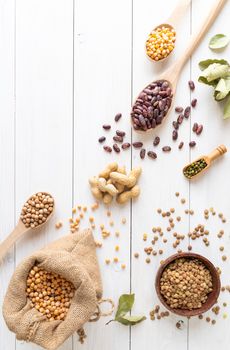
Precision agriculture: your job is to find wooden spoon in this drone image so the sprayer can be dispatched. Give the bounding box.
[132,0,227,133]
[0,192,54,261]
[183,144,227,179]
[145,0,191,62]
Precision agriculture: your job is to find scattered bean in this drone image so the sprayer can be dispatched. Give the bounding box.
[172,130,178,140]
[113,144,121,153]
[175,106,183,113]
[122,143,131,150]
[153,136,160,146]
[103,145,112,153]
[189,141,196,148]
[113,136,123,143]
[98,136,106,143]
[140,148,146,159]
[103,124,111,130]
[196,125,203,135]
[184,106,191,119]
[114,113,122,122]
[162,146,171,152]
[132,142,143,148]
[188,80,195,91]
[147,151,157,159]
[192,123,198,132]
[191,98,197,108]
[178,141,184,149]
[116,130,126,137]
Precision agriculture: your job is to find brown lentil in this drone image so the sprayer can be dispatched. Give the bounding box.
[160,258,213,310]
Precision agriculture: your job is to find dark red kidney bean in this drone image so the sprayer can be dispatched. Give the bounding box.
[113,144,120,153]
[103,124,111,130]
[147,151,157,159]
[162,146,171,152]
[191,98,197,108]
[175,106,183,113]
[116,130,126,137]
[188,80,195,91]
[189,141,196,147]
[140,148,146,159]
[196,125,203,135]
[153,136,160,146]
[114,113,122,122]
[177,114,184,124]
[122,143,131,150]
[192,123,198,132]
[113,136,123,143]
[172,121,179,130]
[103,145,112,152]
[172,130,178,140]
[98,136,106,143]
[132,142,143,148]
[131,80,173,131]
[184,106,191,119]
[178,142,184,149]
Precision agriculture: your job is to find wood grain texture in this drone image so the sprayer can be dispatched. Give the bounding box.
[0,0,230,349]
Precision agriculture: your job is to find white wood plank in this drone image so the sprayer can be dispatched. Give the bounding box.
[189,0,230,348]
[0,0,16,349]
[131,0,191,349]
[14,1,74,349]
[73,0,132,349]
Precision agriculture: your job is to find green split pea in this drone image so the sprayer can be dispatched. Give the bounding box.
[183,158,208,179]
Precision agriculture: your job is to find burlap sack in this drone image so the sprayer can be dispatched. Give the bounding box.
[3,229,102,350]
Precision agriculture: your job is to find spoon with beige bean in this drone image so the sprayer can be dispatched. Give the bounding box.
[132,0,227,133]
[0,192,54,261]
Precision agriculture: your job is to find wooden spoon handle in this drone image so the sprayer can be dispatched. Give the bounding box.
[208,145,227,162]
[171,0,226,77]
[167,0,191,28]
[0,221,27,261]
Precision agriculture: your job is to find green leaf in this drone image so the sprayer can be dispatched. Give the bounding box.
[199,63,230,83]
[224,95,230,119]
[199,59,229,71]
[115,294,135,319]
[107,293,146,327]
[198,76,219,86]
[117,315,146,326]
[209,34,229,50]
[214,78,230,100]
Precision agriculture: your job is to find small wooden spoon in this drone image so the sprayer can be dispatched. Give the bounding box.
[0,192,54,261]
[132,0,227,133]
[183,144,227,179]
[145,0,191,62]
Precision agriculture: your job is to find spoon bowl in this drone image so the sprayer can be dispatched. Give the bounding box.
[0,191,55,261]
[145,24,176,63]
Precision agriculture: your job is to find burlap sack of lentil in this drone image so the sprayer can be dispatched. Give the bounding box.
[3,229,102,350]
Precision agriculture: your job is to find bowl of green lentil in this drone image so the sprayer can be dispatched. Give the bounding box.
[155,252,221,317]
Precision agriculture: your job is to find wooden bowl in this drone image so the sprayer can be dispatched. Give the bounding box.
[155,252,221,317]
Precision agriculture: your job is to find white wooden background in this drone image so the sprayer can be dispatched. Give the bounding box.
[1,0,230,349]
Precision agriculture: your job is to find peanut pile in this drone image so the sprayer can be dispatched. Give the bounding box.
[21,192,54,228]
[160,258,213,310]
[89,163,141,205]
[26,265,75,321]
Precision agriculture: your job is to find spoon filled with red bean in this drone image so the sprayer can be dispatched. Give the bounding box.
[131,0,226,133]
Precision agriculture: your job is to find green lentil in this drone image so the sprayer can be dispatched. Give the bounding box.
[183,158,208,179]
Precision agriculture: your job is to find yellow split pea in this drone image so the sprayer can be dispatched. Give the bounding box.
[146,26,176,61]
